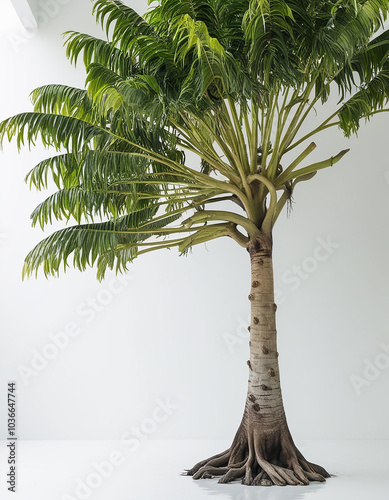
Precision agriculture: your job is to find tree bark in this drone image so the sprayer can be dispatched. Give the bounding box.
[186,243,330,486]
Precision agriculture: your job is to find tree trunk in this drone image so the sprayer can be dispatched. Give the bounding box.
[186,244,330,486]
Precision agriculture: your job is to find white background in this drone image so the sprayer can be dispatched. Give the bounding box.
[0,0,389,446]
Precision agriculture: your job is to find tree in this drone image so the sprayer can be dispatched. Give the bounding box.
[1,0,389,487]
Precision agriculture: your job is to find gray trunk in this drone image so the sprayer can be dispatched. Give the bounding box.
[247,251,285,427]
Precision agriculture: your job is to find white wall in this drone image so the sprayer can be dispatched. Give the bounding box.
[0,0,389,442]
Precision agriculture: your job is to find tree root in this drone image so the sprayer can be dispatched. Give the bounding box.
[184,431,330,486]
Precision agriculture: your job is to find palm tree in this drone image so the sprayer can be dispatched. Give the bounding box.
[1,0,389,486]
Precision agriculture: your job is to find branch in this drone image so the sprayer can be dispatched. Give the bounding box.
[246,173,277,234]
[281,149,350,184]
[273,172,317,223]
[275,142,317,187]
[287,109,389,154]
[182,210,261,239]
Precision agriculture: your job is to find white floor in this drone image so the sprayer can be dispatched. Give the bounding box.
[0,440,388,500]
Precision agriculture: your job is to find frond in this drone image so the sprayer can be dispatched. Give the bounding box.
[355,29,389,76]
[26,153,78,190]
[338,61,389,136]
[85,63,164,120]
[30,186,161,228]
[93,0,177,74]
[22,209,184,279]
[26,150,150,191]
[30,85,93,120]
[93,0,154,38]
[64,31,138,77]
[0,112,111,151]
[332,28,389,100]
[242,0,295,86]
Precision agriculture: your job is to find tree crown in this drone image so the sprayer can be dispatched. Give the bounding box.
[1,0,389,278]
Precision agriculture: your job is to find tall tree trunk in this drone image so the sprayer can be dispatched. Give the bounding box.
[186,243,330,486]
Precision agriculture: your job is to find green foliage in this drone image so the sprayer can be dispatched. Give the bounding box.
[23,209,183,280]
[1,0,389,278]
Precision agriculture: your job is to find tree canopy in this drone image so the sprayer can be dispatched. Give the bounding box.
[1,0,389,278]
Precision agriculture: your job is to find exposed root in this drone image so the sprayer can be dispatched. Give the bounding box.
[185,449,230,476]
[185,430,330,486]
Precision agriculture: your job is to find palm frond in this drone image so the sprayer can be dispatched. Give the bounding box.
[93,0,178,74]
[23,208,184,279]
[338,61,389,136]
[0,112,111,151]
[64,31,138,77]
[26,150,150,191]
[30,185,161,228]
[30,85,93,120]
